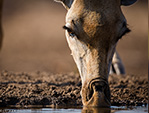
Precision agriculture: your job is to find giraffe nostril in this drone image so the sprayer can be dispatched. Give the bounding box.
[82,77,111,107]
[87,81,111,107]
[87,80,106,101]
[93,83,104,92]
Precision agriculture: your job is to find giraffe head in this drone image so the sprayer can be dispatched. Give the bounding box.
[55,0,137,107]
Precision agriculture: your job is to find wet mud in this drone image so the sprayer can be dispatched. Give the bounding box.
[0,71,148,107]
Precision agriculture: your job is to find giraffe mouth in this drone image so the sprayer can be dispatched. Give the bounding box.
[82,77,111,107]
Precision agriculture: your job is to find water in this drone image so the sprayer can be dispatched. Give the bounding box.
[0,106,148,113]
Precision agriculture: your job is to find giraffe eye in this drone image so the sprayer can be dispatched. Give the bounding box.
[68,31,75,37]
[63,25,76,37]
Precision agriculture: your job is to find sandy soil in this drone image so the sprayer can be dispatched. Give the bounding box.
[0,71,148,107]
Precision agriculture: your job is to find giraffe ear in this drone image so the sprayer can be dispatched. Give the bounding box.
[54,0,74,10]
[121,0,137,6]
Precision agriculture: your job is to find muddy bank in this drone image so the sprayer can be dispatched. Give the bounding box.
[0,71,148,107]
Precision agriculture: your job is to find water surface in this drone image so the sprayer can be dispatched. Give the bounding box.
[0,106,148,113]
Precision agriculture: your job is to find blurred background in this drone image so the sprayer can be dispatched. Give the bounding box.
[0,0,147,75]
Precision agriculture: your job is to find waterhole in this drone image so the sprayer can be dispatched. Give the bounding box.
[0,106,147,113]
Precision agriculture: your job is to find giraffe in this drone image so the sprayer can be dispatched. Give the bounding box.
[55,0,137,107]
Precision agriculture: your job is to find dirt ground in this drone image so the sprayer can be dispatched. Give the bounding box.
[0,0,148,108]
[0,71,148,107]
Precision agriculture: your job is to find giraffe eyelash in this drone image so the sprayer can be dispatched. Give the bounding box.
[63,25,76,37]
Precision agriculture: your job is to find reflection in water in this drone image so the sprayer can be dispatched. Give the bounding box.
[0,106,148,113]
[82,107,111,113]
